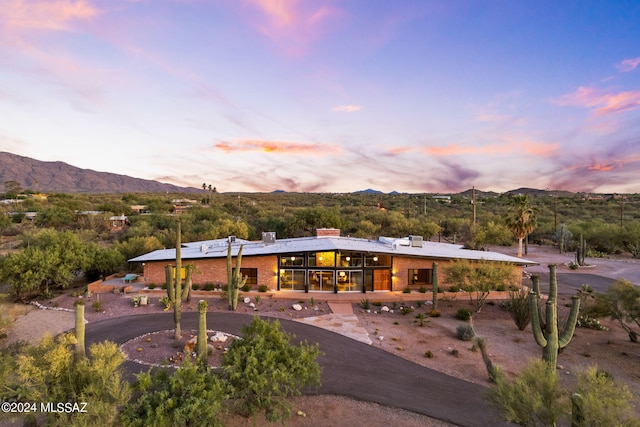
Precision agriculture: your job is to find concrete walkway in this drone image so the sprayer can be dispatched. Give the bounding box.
[295,302,372,344]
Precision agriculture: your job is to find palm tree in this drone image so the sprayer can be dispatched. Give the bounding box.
[505,195,536,258]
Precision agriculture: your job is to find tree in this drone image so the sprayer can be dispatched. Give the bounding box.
[15,333,130,427]
[85,244,125,280]
[572,366,639,426]
[223,317,321,423]
[620,221,640,258]
[120,361,225,427]
[489,359,568,426]
[466,221,512,250]
[505,195,536,258]
[596,279,640,343]
[444,259,518,312]
[489,360,639,427]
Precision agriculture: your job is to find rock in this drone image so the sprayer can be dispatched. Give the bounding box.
[210,332,228,343]
[426,301,433,305]
[249,302,255,308]
[381,306,390,312]
[292,304,303,311]
[243,297,251,304]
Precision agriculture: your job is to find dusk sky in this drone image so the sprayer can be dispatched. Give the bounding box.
[1,1,639,194]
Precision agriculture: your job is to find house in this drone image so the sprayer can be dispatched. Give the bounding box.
[129,228,535,293]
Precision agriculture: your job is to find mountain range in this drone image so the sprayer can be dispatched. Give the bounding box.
[0,151,603,196]
[0,152,199,194]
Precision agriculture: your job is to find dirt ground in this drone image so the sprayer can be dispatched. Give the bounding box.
[2,244,639,425]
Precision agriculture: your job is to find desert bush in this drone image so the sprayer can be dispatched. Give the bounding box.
[92,299,104,312]
[204,283,215,291]
[258,285,269,292]
[223,317,321,423]
[419,286,427,293]
[456,324,475,341]
[360,298,370,310]
[400,306,414,315]
[455,308,472,321]
[428,309,441,317]
[507,289,531,331]
[240,284,251,292]
[402,287,411,294]
[120,360,225,427]
[414,313,428,326]
[424,350,434,358]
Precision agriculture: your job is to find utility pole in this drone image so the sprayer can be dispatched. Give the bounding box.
[620,199,625,228]
[471,186,477,226]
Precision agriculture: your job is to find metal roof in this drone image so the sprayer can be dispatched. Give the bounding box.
[129,235,536,266]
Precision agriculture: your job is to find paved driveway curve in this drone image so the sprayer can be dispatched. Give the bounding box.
[86,312,510,427]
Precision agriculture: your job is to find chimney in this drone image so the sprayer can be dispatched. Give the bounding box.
[316,228,341,238]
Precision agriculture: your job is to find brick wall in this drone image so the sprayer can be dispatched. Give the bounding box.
[143,255,279,291]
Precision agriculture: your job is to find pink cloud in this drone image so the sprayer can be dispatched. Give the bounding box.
[0,0,99,32]
[214,139,341,155]
[241,0,343,56]
[332,104,361,113]
[387,141,558,157]
[555,86,640,116]
[616,57,640,72]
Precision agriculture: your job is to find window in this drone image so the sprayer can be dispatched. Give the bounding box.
[409,268,432,286]
[240,268,257,285]
[280,254,305,267]
[365,254,391,266]
[279,269,305,291]
[308,270,334,291]
[337,252,363,267]
[308,251,335,267]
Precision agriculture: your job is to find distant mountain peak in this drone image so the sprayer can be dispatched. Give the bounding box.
[0,151,199,193]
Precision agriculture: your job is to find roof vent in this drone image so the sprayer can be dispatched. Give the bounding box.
[200,244,207,253]
[227,236,236,243]
[409,235,423,247]
[262,232,276,244]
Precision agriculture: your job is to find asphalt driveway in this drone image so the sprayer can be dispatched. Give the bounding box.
[86,312,510,427]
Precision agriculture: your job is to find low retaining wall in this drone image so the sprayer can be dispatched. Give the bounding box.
[87,274,134,294]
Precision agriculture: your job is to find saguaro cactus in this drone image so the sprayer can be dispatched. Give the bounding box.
[431,262,438,311]
[227,241,247,311]
[576,233,587,266]
[166,219,190,340]
[529,264,581,369]
[197,299,208,365]
[74,300,86,360]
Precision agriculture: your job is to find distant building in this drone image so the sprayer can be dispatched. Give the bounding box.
[130,228,534,293]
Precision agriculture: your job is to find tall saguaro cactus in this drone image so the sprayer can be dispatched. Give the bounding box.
[74,300,86,360]
[166,219,190,340]
[227,241,247,311]
[197,299,208,365]
[431,262,438,311]
[529,264,581,369]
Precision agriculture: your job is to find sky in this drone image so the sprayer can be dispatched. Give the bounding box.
[1,0,639,194]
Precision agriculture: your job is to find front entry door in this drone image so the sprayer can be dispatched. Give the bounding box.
[373,269,391,291]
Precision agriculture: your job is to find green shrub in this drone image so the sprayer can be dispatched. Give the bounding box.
[456,324,475,341]
[428,309,441,317]
[451,349,459,357]
[147,283,156,290]
[402,287,411,294]
[92,300,104,312]
[419,286,428,293]
[360,298,370,310]
[258,285,269,293]
[424,350,434,358]
[400,306,414,315]
[204,283,215,291]
[191,284,199,290]
[372,301,383,307]
[449,285,461,292]
[507,289,531,331]
[240,284,251,292]
[455,308,472,321]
